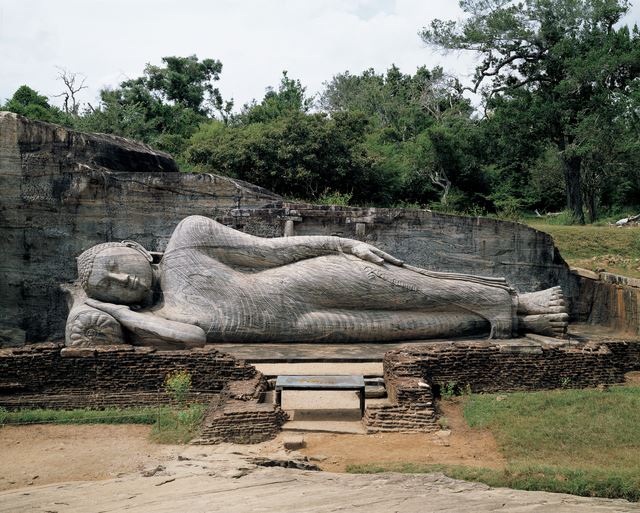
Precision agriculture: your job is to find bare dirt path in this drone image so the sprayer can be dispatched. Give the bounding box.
[0,424,181,491]
[300,400,505,471]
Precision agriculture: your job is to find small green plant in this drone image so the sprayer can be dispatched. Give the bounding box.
[316,190,353,206]
[0,406,7,426]
[441,381,458,399]
[560,376,572,388]
[150,404,206,444]
[164,370,193,407]
[462,383,473,396]
[438,416,449,430]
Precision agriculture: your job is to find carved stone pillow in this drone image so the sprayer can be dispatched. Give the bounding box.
[65,305,124,347]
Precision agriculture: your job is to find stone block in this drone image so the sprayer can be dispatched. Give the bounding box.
[283,435,306,450]
[60,347,96,358]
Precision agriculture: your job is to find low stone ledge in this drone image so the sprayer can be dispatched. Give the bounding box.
[60,347,96,357]
[0,343,260,410]
[383,338,639,394]
[194,373,287,445]
[601,272,640,289]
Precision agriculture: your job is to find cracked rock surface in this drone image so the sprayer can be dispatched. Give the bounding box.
[0,444,637,513]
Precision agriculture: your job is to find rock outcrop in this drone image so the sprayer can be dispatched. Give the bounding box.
[0,112,280,346]
[3,112,623,347]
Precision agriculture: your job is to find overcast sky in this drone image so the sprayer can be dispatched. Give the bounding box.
[2,0,639,111]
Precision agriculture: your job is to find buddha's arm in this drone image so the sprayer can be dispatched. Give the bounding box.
[264,236,404,266]
[167,215,403,268]
[85,299,206,348]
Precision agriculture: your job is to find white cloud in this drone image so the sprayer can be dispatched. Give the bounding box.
[0,0,473,109]
[1,0,637,111]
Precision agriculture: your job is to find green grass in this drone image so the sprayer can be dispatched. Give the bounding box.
[464,388,640,470]
[527,221,640,278]
[348,387,640,501]
[0,407,162,425]
[347,462,640,502]
[150,404,206,444]
[0,404,207,444]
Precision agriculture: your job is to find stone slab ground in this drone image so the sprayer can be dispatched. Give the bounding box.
[0,439,637,513]
[1,417,639,512]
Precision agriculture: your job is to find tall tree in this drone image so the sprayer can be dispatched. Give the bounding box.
[320,65,469,142]
[421,0,640,223]
[240,71,313,124]
[80,55,232,153]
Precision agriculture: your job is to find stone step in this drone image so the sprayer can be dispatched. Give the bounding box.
[365,385,386,399]
[255,362,383,378]
[283,420,366,435]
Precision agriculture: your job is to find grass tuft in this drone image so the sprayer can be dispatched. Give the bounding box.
[150,404,206,444]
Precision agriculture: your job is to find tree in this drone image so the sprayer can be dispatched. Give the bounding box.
[54,68,87,116]
[80,55,232,154]
[422,0,640,223]
[320,65,469,142]
[186,111,396,204]
[2,85,67,124]
[240,71,313,124]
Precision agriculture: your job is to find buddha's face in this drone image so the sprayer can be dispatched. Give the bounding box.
[85,247,153,304]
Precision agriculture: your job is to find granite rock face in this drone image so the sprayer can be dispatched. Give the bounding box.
[0,112,592,347]
[0,112,280,346]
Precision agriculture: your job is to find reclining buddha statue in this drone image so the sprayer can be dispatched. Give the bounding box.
[65,215,569,348]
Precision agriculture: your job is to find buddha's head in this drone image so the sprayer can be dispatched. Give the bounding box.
[77,241,153,304]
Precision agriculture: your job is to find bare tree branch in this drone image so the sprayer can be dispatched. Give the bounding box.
[54,67,88,115]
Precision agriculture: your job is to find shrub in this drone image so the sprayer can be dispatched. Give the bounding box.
[164,370,193,407]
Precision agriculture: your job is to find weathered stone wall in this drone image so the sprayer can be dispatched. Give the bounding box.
[384,339,640,393]
[0,343,256,410]
[196,377,288,444]
[0,112,281,346]
[224,204,574,296]
[3,112,628,347]
[363,376,438,433]
[572,269,640,336]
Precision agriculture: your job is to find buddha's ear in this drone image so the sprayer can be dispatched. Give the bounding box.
[121,240,153,263]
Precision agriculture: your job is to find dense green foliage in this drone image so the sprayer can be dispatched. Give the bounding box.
[348,386,640,501]
[2,0,639,220]
[422,0,640,222]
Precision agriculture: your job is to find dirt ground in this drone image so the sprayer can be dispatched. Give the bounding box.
[0,424,181,491]
[0,402,503,492]
[299,400,505,472]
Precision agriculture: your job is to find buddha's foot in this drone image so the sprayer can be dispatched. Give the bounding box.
[518,312,569,337]
[517,286,566,315]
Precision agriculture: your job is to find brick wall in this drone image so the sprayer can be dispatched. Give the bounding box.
[364,376,438,433]
[0,343,257,410]
[195,376,288,444]
[383,339,640,393]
